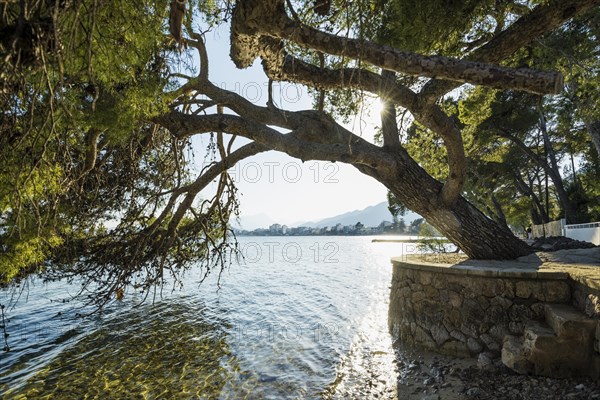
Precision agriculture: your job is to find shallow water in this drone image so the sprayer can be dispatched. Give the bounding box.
[0,236,419,399]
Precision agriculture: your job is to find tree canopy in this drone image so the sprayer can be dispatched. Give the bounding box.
[1,0,599,303]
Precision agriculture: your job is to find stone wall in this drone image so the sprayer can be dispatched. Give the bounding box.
[572,280,600,318]
[388,259,571,357]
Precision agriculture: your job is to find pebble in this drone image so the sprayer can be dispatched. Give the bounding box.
[408,363,420,371]
[430,366,443,379]
[395,351,600,400]
[477,352,494,371]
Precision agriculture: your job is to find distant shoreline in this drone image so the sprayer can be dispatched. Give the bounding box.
[232,233,447,242]
[371,238,451,243]
[371,238,419,243]
[234,232,415,237]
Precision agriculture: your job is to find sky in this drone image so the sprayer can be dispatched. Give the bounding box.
[188,25,389,226]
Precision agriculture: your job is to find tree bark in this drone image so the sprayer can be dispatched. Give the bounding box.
[380,70,401,149]
[530,206,542,226]
[472,193,509,230]
[357,153,532,259]
[231,0,565,96]
[216,0,599,259]
[165,37,535,260]
[269,54,466,205]
[159,105,532,260]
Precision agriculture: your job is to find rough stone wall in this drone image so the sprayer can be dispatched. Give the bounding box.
[572,281,600,318]
[570,281,600,377]
[389,261,571,357]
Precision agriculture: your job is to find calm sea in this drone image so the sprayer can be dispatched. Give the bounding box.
[0,236,420,399]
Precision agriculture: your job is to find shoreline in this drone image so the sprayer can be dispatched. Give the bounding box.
[392,347,600,400]
[372,238,451,243]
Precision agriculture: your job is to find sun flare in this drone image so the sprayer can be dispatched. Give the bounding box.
[371,98,385,115]
[371,98,383,117]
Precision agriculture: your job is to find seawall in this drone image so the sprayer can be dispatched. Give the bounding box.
[388,249,600,378]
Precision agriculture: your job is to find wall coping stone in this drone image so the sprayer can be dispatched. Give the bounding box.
[391,257,569,280]
[392,248,599,286]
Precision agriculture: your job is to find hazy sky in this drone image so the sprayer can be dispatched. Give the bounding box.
[191,26,388,225]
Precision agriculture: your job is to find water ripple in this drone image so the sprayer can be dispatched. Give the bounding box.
[1,236,408,399]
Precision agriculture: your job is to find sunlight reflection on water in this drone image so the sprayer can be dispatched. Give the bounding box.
[1,236,418,399]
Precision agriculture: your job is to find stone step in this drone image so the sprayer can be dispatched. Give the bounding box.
[544,303,597,341]
[503,316,600,379]
[522,320,556,352]
[502,304,600,379]
[501,335,533,375]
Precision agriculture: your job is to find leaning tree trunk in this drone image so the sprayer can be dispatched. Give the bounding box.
[357,151,533,260]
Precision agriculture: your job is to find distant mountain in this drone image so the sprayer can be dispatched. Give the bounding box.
[232,202,422,231]
[301,201,421,228]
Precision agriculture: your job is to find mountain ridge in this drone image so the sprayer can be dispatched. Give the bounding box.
[301,201,420,228]
[234,201,421,230]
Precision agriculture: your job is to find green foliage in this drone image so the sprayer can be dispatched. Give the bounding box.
[566,180,592,222]
[578,151,600,221]
[382,0,495,54]
[0,234,63,284]
[0,0,230,294]
[0,0,598,292]
[404,100,464,181]
[417,222,447,253]
[387,191,407,219]
[404,122,449,180]
[408,218,424,235]
[503,197,535,230]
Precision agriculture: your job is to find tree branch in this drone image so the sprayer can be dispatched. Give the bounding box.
[272,55,419,111]
[380,70,401,149]
[156,111,396,171]
[265,54,466,205]
[420,0,600,101]
[80,128,103,177]
[231,0,564,95]
[163,142,265,243]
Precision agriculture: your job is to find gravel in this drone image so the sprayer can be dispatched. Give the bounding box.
[395,350,600,400]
